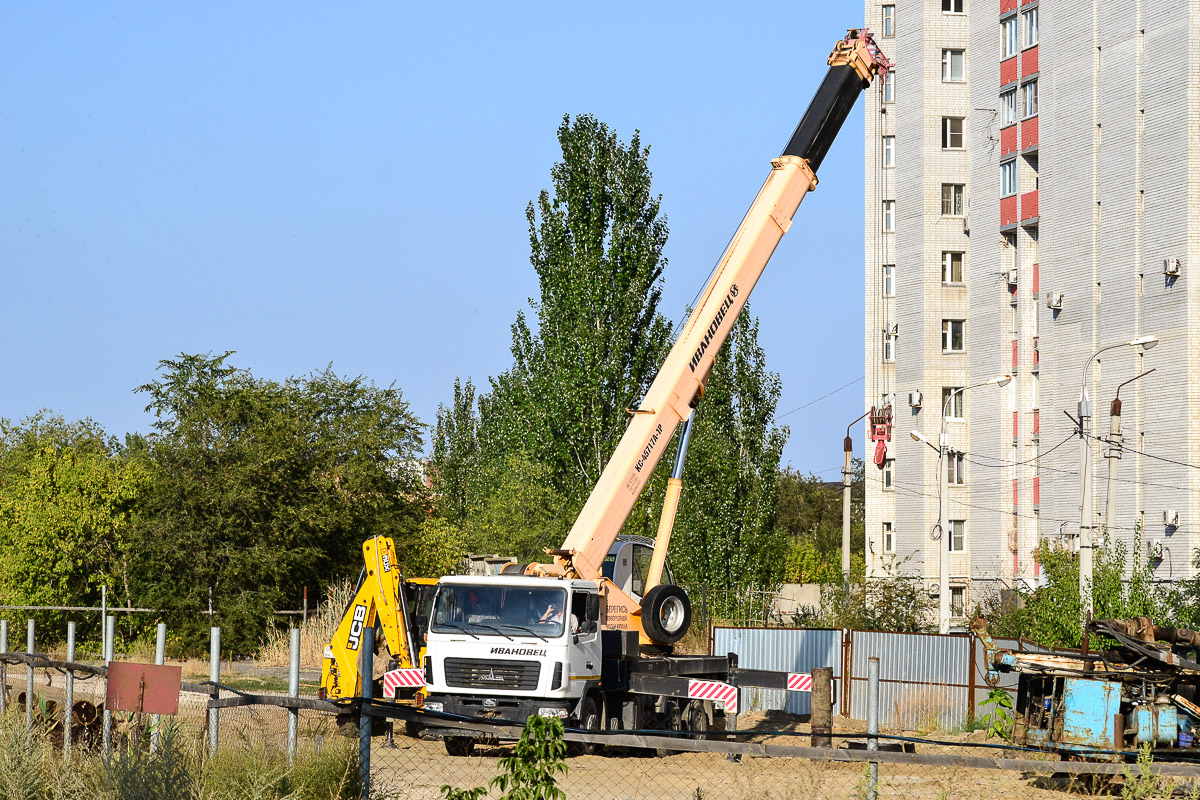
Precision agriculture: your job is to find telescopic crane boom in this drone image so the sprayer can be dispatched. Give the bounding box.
[536,30,890,639]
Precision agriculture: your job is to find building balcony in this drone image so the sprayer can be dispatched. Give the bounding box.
[1032,262,1039,293]
[1001,125,1018,156]
[1022,46,1038,78]
[1001,56,1018,86]
[1022,116,1039,150]
[1001,195,1019,226]
[1020,190,1038,221]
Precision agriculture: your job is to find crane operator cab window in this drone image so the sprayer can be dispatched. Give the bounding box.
[601,542,674,602]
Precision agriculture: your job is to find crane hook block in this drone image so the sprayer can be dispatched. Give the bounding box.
[868,404,893,468]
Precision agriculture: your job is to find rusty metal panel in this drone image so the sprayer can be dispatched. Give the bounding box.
[712,627,842,716]
[848,631,970,730]
[106,662,182,715]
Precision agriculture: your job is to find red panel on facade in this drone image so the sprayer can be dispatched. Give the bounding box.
[1033,476,1040,505]
[1033,337,1039,365]
[1032,263,1039,293]
[1013,479,1019,507]
[1012,339,1018,368]
[1001,125,1018,155]
[1021,0,1036,5]
[1021,116,1039,149]
[1001,195,1019,226]
[1000,56,1018,85]
[1001,0,1018,13]
[1021,190,1038,220]
[1022,46,1038,77]
[1032,410,1040,435]
[1013,411,1018,438]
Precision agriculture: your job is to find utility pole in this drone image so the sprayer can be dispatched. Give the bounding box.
[1103,370,1154,534]
[843,411,870,589]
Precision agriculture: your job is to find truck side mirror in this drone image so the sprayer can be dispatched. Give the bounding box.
[586,593,600,622]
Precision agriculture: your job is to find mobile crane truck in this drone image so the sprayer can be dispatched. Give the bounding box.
[420,30,891,755]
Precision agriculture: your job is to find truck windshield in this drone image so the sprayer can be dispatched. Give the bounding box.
[431,585,567,638]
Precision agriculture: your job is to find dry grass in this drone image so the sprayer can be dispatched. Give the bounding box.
[257,577,356,668]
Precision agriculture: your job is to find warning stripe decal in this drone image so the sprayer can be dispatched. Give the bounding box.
[787,672,813,692]
[687,679,738,715]
[382,668,425,698]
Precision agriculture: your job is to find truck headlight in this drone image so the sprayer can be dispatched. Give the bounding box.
[424,702,444,713]
[537,707,568,719]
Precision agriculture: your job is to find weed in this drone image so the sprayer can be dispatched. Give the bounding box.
[977,688,1014,741]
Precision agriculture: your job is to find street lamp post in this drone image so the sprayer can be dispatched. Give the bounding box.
[843,410,871,589]
[1077,335,1157,614]
[912,373,1011,634]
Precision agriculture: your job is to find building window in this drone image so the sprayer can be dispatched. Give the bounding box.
[883,200,895,231]
[882,135,895,167]
[882,263,895,296]
[1032,372,1040,409]
[943,386,964,419]
[1001,160,1017,197]
[941,49,965,82]
[949,520,966,553]
[942,251,964,283]
[950,585,966,616]
[883,330,896,362]
[943,0,964,12]
[881,70,895,103]
[1023,79,1038,117]
[882,459,894,490]
[1003,17,1019,59]
[1001,89,1017,126]
[883,522,895,553]
[942,319,965,352]
[882,4,895,36]
[947,451,965,485]
[941,184,965,216]
[941,117,964,149]
[1002,231,1017,271]
[1023,7,1038,48]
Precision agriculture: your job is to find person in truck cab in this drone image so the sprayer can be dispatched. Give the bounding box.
[538,596,580,633]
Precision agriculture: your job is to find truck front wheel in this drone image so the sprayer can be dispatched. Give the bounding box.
[641,585,691,644]
[569,696,602,756]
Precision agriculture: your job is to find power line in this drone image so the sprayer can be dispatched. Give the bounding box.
[776,375,864,420]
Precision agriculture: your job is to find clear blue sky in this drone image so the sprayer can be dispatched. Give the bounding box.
[2,4,871,478]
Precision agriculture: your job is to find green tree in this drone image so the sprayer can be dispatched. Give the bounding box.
[0,413,145,637]
[669,308,790,590]
[777,460,865,583]
[128,352,429,653]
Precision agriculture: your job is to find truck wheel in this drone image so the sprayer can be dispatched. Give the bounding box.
[444,736,475,757]
[641,585,691,644]
[686,701,709,739]
[570,696,602,757]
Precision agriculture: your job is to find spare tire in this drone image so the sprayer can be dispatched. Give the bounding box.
[641,585,691,644]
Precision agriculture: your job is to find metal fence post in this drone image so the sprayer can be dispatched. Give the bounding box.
[151,622,166,754]
[25,619,34,733]
[209,626,220,757]
[0,619,7,715]
[288,627,300,763]
[65,621,75,760]
[359,625,374,800]
[103,615,114,764]
[867,656,880,800]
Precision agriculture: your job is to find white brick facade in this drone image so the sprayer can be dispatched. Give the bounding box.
[863,0,1200,621]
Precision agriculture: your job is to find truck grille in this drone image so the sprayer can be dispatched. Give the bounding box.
[443,658,541,690]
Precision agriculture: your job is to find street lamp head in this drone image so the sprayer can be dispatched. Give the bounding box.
[987,374,1013,387]
[1129,334,1158,350]
[910,429,928,444]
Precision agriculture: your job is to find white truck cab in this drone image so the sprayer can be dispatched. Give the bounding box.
[423,575,603,738]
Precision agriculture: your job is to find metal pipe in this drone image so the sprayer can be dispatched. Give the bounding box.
[867,657,880,800]
[151,623,166,754]
[288,627,300,763]
[208,626,220,757]
[842,410,869,587]
[0,619,7,715]
[359,625,375,798]
[103,615,114,764]
[26,619,34,733]
[65,621,75,760]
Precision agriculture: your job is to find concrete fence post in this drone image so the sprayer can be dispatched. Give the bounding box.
[287,627,300,764]
[208,626,220,757]
[359,625,374,800]
[867,656,880,800]
[0,619,7,716]
[102,615,114,765]
[25,619,34,733]
[151,622,166,754]
[811,666,833,747]
[64,622,76,760]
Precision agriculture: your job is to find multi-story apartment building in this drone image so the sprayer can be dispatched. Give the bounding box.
[863,0,1199,625]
